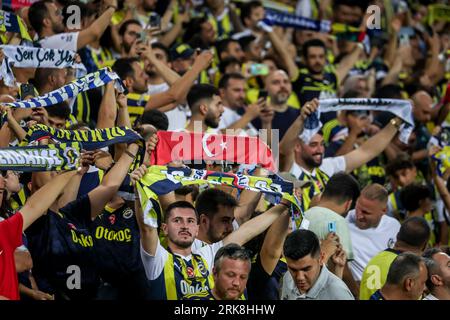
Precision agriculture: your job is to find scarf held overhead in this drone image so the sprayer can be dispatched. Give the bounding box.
[0,45,87,87]
[0,45,86,69]
[300,98,414,144]
[150,131,277,172]
[136,165,300,228]
[0,142,80,171]
[1,67,126,109]
[0,10,32,41]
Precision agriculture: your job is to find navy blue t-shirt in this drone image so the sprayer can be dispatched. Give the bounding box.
[250,107,300,140]
[26,195,99,300]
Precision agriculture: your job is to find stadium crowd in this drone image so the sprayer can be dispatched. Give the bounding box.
[0,0,450,301]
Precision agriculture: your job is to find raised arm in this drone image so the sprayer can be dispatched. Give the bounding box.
[96,82,117,129]
[132,165,160,256]
[87,142,139,219]
[139,44,181,85]
[266,28,299,81]
[21,170,78,231]
[335,45,363,86]
[223,201,289,246]
[259,211,290,275]
[344,118,400,173]
[279,99,319,171]
[77,0,117,50]
[144,50,213,110]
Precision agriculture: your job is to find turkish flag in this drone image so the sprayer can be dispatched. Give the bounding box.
[2,0,39,9]
[150,131,277,172]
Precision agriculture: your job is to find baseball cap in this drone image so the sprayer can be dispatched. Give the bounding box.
[278,172,311,189]
[170,43,195,61]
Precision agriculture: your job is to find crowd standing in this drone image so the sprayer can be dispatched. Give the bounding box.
[0,0,450,301]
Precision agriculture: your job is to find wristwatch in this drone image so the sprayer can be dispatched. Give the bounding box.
[390,117,402,130]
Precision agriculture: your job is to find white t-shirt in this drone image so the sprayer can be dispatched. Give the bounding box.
[140,238,223,281]
[38,32,79,51]
[346,209,400,281]
[147,82,191,131]
[290,156,347,180]
[219,107,242,130]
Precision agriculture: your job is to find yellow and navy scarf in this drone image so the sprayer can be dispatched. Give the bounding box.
[0,142,80,171]
[136,165,302,228]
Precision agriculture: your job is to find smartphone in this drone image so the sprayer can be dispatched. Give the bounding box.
[249,63,269,76]
[399,33,410,46]
[138,30,147,42]
[20,83,36,99]
[258,90,268,100]
[147,12,161,31]
[328,221,336,233]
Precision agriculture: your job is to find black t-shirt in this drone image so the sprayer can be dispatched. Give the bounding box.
[246,254,287,300]
[90,204,152,299]
[250,106,300,140]
[26,195,99,300]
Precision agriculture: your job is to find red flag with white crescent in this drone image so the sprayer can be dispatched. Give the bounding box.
[149,131,276,172]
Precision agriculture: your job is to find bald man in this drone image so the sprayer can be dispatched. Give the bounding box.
[411,90,433,124]
[409,90,434,176]
[250,70,300,139]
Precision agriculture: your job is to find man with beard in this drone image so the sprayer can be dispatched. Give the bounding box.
[29,0,118,51]
[217,73,263,133]
[422,248,450,300]
[133,164,292,299]
[279,98,404,213]
[112,48,213,126]
[118,19,143,58]
[291,39,362,122]
[251,70,300,139]
[185,84,224,133]
[193,188,238,250]
[183,243,251,300]
[146,42,192,131]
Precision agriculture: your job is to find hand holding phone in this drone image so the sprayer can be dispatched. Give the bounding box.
[328,221,337,233]
[20,83,36,100]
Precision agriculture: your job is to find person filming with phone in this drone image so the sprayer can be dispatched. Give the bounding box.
[250,70,300,140]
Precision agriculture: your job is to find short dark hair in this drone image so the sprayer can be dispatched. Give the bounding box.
[216,38,240,58]
[46,102,71,120]
[385,252,424,285]
[218,72,245,89]
[397,216,431,248]
[399,183,431,212]
[321,172,360,205]
[29,0,53,34]
[214,243,252,272]
[374,84,403,99]
[32,68,61,91]
[219,57,240,74]
[151,42,170,61]
[140,109,169,131]
[302,39,326,59]
[112,57,140,80]
[385,153,415,177]
[240,1,263,25]
[186,84,220,113]
[195,188,238,218]
[175,185,200,202]
[164,200,198,223]
[284,229,321,260]
[118,19,141,37]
